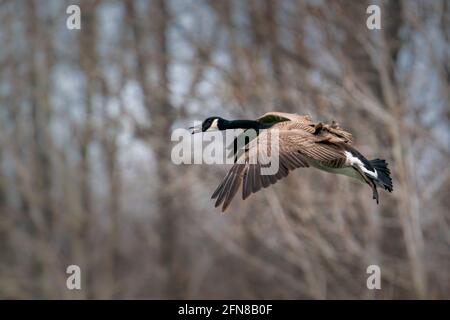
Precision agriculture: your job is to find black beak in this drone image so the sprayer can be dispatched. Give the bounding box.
[189,124,202,134]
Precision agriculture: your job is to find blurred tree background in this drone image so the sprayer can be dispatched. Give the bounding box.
[0,0,449,299]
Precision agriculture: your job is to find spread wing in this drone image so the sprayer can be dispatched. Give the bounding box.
[212,129,347,212]
[226,120,352,163]
[226,112,315,160]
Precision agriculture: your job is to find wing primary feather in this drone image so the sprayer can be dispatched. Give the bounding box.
[268,171,278,184]
[222,166,243,211]
[242,164,252,200]
[215,166,238,207]
[211,170,232,199]
[251,163,261,193]
[260,168,271,188]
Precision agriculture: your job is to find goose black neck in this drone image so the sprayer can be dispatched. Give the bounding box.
[223,119,264,130]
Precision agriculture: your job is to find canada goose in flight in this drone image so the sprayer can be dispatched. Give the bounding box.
[190,112,393,212]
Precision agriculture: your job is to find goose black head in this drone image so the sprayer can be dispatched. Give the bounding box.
[190,117,225,134]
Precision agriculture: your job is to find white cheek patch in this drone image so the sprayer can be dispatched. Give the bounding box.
[206,119,219,131]
[344,151,378,178]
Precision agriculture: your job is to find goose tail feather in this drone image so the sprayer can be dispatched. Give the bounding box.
[370,159,393,192]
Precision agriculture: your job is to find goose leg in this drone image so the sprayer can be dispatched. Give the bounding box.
[353,166,379,204]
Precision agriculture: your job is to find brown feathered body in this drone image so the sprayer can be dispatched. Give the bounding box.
[211,112,393,211]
